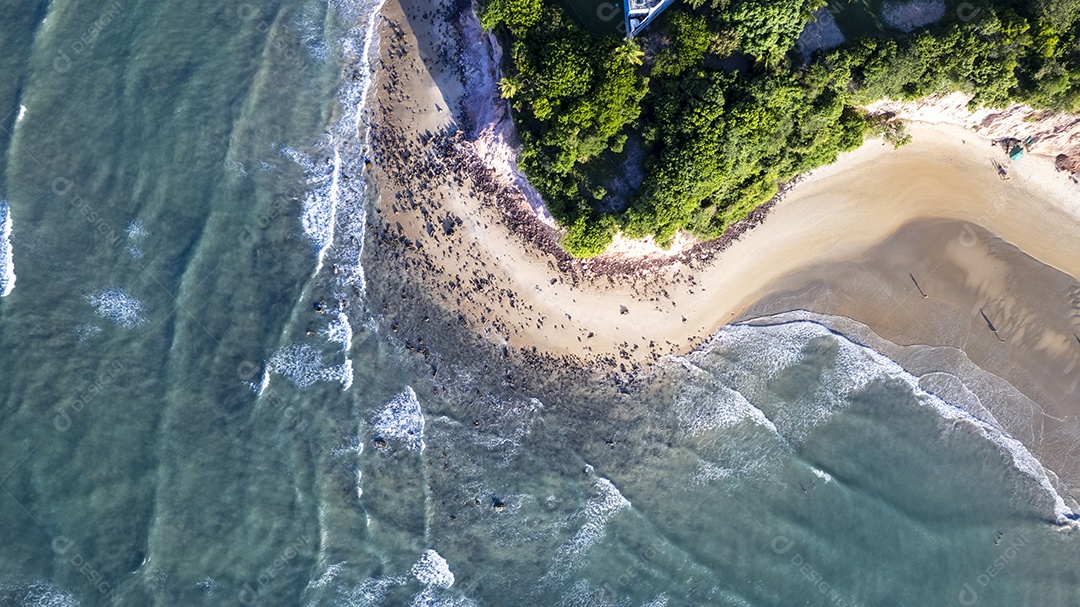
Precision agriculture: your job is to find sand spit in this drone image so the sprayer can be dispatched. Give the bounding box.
[368,0,1080,373]
[365,0,1080,505]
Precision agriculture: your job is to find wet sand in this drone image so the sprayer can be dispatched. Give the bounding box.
[369,1,1080,351]
[367,0,1080,496]
[368,0,1080,366]
[743,218,1080,493]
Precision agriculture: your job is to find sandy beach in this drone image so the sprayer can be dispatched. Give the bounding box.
[370,0,1080,355]
[367,0,1080,491]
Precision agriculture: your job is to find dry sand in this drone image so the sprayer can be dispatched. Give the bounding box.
[743,218,1080,491]
[868,92,1080,172]
[368,0,1080,384]
[367,0,1080,496]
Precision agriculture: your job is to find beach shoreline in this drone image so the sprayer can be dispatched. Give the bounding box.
[364,0,1080,505]
[367,0,1080,364]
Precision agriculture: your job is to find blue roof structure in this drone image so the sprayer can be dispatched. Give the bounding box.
[624,0,676,38]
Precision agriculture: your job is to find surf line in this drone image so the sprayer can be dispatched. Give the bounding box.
[53,1,125,73]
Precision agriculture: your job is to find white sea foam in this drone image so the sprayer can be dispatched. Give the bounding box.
[372,386,425,452]
[411,550,455,588]
[572,478,631,554]
[690,436,778,486]
[256,368,271,395]
[292,3,332,62]
[812,468,833,484]
[330,435,363,457]
[305,551,470,606]
[882,0,946,32]
[673,371,788,482]
[542,478,631,585]
[558,579,668,607]
[558,580,611,607]
[10,581,81,607]
[407,563,480,607]
[125,219,148,259]
[86,287,147,328]
[409,587,477,607]
[691,321,889,444]
[717,317,1078,524]
[266,343,353,390]
[333,576,408,606]
[308,561,347,588]
[326,436,365,498]
[704,322,814,388]
[917,371,998,425]
[74,324,102,341]
[284,143,340,277]
[336,364,352,392]
[323,311,353,351]
[1,200,16,297]
[226,159,247,177]
[283,0,383,304]
[674,372,780,438]
[692,461,735,486]
[196,576,218,595]
[468,397,545,465]
[919,387,1076,524]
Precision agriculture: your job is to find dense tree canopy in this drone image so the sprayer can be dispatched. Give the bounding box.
[481,0,1080,256]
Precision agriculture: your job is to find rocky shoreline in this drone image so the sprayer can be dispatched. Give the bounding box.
[364,0,1080,378]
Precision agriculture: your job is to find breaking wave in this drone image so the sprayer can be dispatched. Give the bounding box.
[1,200,15,297]
[411,550,455,589]
[124,219,148,259]
[540,478,631,586]
[266,343,353,390]
[372,386,425,452]
[284,0,383,299]
[683,315,1077,525]
[0,579,80,607]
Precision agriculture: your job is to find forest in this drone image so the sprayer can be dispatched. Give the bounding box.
[479,0,1080,256]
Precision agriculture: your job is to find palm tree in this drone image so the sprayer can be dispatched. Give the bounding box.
[498,76,521,99]
[614,41,645,66]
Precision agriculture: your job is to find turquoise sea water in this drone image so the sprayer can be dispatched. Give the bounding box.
[1,1,1079,605]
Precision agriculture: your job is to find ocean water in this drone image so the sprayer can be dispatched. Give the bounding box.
[1,1,1079,606]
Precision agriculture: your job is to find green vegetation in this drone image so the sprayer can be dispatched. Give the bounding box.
[481,0,1080,257]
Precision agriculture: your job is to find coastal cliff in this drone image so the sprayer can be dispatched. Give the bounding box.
[868,92,1080,175]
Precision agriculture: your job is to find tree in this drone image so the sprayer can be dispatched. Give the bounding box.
[614,41,645,66]
[487,0,1080,256]
[498,76,521,99]
[653,11,712,77]
[1034,0,1080,31]
[480,0,543,34]
[727,0,825,63]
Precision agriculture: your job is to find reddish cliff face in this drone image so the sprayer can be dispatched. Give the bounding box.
[867,92,1080,176]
